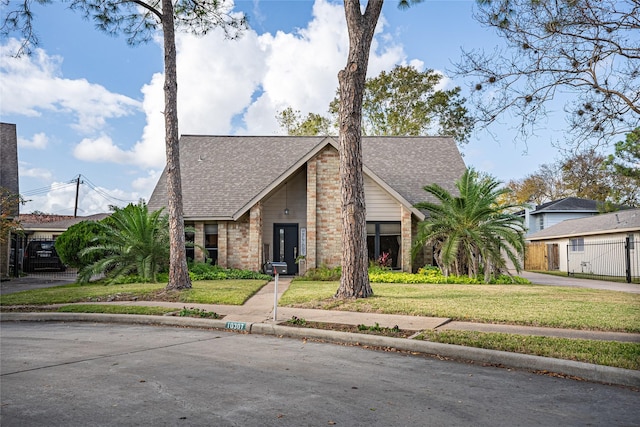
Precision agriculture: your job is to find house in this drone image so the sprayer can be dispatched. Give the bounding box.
[19,213,111,241]
[1,123,19,278]
[526,209,640,282]
[147,135,466,274]
[523,197,601,235]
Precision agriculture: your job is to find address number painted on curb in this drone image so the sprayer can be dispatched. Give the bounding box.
[225,321,247,331]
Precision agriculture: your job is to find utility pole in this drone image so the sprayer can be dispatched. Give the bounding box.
[73,175,81,218]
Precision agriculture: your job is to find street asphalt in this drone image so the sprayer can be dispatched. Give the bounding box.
[2,322,639,427]
[1,272,639,388]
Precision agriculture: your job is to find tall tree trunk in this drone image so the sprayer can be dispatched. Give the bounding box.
[162,0,192,290]
[335,0,382,299]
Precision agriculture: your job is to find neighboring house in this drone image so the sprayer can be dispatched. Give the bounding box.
[1,123,19,278]
[19,213,111,241]
[148,135,466,274]
[523,197,601,235]
[526,209,640,281]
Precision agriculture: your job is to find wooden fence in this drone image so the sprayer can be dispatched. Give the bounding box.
[525,242,559,271]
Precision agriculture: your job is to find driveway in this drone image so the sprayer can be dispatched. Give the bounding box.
[1,322,638,427]
[518,270,640,293]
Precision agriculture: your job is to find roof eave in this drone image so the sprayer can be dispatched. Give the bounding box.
[362,164,425,221]
[527,226,640,241]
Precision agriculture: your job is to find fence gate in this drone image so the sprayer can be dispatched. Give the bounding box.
[566,237,639,284]
[525,242,548,271]
[547,243,560,270]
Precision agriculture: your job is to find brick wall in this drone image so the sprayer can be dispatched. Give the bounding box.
[224,217,251,269]
[194,222,205,261]
[411,216,432,272]
[248,202,263,271]
[401,205,412,272]
[314,147,342,268]
[306,159,317,269]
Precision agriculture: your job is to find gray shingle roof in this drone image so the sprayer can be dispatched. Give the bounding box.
[147,135,466,219]
[20,213,111,231]
[531,197,599,214]
[527,208,640,240]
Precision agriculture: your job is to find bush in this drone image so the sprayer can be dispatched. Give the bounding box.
[369,266,530,285]
[55,221,105,268]
[187,261,271,281]
[295,265,342,281]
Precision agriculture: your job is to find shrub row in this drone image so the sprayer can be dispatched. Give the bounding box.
[296,264,530,285]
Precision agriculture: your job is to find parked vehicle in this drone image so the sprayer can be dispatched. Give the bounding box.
[22,240,66,272]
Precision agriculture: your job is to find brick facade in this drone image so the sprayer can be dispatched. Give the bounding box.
[248,202,263,271]
[401,205,412,272]
[306,159,317,269]
[225,216,251,269]
[313,147,342,268]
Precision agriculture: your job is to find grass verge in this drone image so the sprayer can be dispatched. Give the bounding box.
[279,281,640,333]
[56,304,177,316]
[419,330,640,370]
[0,279,268,306]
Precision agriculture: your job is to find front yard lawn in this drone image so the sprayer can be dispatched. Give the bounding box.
[0,279,268,306]
[279,281,640,333]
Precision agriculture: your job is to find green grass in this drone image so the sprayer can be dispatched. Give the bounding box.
[279,281,640,333]
[419,330,640,370]
[56,304,177,316]
[0,279,268,306]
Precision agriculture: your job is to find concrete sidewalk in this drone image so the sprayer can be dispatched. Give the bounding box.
[30,276,639,343]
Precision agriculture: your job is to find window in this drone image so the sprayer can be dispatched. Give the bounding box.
[205,224,218,264]
[569,238,584,252]
[538,216,544,230]
[628,234,635,250]
[185,230,195,261]
[367,222,401,269]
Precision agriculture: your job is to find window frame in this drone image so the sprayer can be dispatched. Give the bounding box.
[569,237,584,252]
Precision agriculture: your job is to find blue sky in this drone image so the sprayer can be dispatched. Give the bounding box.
[1,0,578,215]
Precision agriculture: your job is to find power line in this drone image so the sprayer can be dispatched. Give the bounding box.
[21,174,139,211]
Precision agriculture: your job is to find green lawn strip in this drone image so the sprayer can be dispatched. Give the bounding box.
[175,279,267,305]
[419,330,640,370]
[279,281,640,333]
[56,304,177,316]
[1,279,268,306]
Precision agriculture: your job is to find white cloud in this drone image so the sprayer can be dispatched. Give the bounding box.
[6,0,416,201]
[18,132,49,149]
[131,169,161,199]
[21,180,140,216]
[0,38,141,134]
[19,164,53,181]
[137,0,410,149]
[73,135,133,164]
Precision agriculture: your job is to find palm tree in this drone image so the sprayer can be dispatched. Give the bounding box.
[78,202,169,284]
[412,168,526,282]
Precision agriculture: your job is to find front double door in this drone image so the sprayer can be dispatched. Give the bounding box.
[273,224,298,275]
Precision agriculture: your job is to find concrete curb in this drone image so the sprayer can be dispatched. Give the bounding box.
[3,312,639,388]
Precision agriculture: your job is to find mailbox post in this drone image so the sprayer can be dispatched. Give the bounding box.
[266,262,287,322]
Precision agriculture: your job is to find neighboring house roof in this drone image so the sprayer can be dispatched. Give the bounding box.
[20,213,111,233]
[527,208,640,240]
[147,135,466,221]
[530,197,600,215]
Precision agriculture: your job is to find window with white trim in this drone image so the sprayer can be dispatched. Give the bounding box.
[569,238,584,252]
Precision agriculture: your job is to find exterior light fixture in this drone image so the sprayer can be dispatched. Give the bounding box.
[284,183,289,215]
